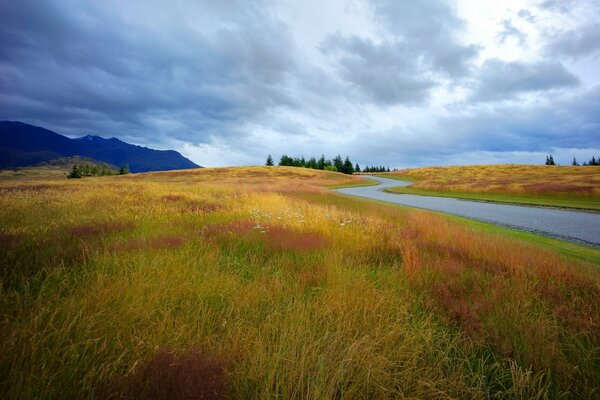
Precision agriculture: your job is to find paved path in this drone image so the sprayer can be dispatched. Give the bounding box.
[336,176,600,247]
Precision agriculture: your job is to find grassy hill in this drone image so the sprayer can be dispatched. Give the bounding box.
[1,166,599,399]
[0,156,118,181]
[381,164,600,211]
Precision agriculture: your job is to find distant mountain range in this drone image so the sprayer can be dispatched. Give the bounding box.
[0,121,200,172]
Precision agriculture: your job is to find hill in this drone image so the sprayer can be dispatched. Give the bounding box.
[0,156,119,181]
[381,164,600,211]
[0,121,200,172]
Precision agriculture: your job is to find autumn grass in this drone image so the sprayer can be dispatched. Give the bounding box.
[381,164,600,211]
[1,166,599,399]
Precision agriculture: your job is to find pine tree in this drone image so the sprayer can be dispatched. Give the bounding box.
[342,156,354,174]
[333,155,343,172]
[354,163,361,173]
[572,156,579,166]
[265,155,274,166]
[67,164,82,179]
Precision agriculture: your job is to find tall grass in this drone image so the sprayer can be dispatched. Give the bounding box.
[383,164,600,210]
[1,166,598,399]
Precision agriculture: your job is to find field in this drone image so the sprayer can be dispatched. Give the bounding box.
[382,164,600,211]
[1,166,599,399]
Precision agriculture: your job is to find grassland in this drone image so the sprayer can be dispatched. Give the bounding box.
[1,166,599,399]
[381,164,600,211]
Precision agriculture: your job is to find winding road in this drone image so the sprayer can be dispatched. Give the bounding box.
[336,176,600,247]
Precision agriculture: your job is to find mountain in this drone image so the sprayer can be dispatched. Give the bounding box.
[0,121,200,172]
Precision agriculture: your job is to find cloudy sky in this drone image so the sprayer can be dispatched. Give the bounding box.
[1,0,599,168]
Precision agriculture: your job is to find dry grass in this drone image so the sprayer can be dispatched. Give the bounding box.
[0,166,599,399]
[384,164,600,210]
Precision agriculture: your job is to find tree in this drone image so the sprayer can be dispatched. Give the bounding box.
[545,155,555,165]
[354,163,361,173]
[67,164,82,179]
[119,164,130,175]
[278,155,291,166]
[265,155,274,166]
[317,155,326,170]
[324,165,337,172]
[572,156,579,166]
[333,155,343,172]
[342,156,354,174]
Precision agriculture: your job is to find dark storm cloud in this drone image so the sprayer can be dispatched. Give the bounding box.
[545,23,600,58]
[370,0,479,77]
[320,0,478,106]
[471,59,580,102]
[0,0,299,144]
[321,36,436,105]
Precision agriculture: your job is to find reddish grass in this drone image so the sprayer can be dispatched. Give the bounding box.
[265,226,330,251]
[0,232,22,249]
[161,194,187,202]
[110,234,189,252]
[523,183,594,194]
[202,221,256,237]
[104,348,229,400]
[298,265,327,288]
[69,221,135,238]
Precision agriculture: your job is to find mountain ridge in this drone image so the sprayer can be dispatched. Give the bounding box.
[0,121,201,173]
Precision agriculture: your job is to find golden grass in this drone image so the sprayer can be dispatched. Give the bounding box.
[0,166,599,399]
[384,164,600,210]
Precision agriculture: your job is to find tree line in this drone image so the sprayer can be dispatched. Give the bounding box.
[546,154,600,166]
[67,163,129,179]
[266,154,390,175]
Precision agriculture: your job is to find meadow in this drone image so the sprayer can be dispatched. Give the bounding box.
[382,164,600,211]
[1,166,599,399]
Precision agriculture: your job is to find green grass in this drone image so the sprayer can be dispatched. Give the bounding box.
[327,177,379,189]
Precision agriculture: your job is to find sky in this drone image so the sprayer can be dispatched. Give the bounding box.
[1,0,599,168]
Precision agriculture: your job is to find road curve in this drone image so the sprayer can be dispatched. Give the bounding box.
[336,175,600,247]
